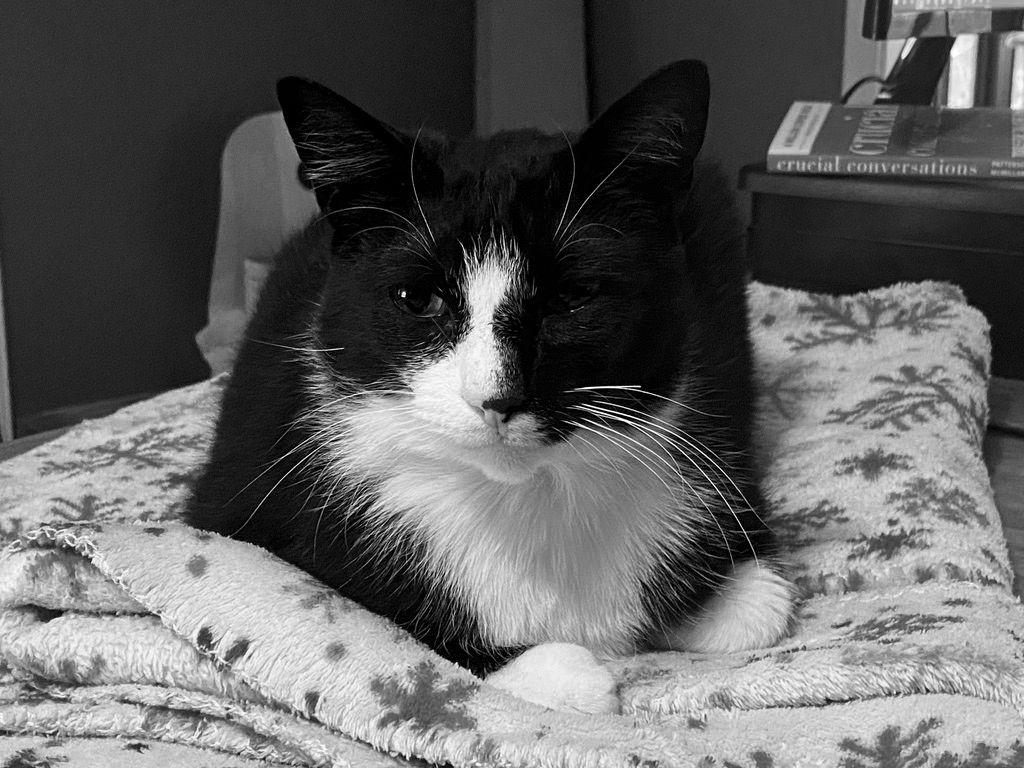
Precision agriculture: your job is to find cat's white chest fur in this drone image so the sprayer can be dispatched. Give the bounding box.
[363,431,674,651]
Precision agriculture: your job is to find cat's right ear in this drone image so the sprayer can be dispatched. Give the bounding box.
[276,77,426,221]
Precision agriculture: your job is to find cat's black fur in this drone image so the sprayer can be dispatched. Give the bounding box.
[185,61,778,675]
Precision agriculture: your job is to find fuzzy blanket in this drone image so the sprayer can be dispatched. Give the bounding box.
[1,281,1022,767]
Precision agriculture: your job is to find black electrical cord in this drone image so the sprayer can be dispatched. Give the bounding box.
[841,75,889,104]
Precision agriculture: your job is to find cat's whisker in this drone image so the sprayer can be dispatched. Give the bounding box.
[311,463,357,564]
[569,410,737,569]
[573,403,702,480]
[230,445,324,537]
[575,405,738,511]
[295,451,340,529]
[577,409,745,524]
[249,338,347,354]
[556,143,638,247]
[340,224,429,254]
[226,427,330,510]
[569,384,726,419]
[556,223,627,261]
[431,316,456,347]
[580,398,738,477]
[553,129,577,243]
[287,389,411,439]
[568,425,735,591]
[410,126,437,246]
[588,399,750,497]
[329,204,433,253]
[669,428,769,531]
[569,417,685,505]
[322,481,363,553]
[311,496,341,564]
[576,402,749,513]
[555,237,606,256]
[391,245,443,266]
[600,400,768,531]
[241,389,415,503]
[573,401,759,564]
[555,239,608,263]
[565,221,625,240]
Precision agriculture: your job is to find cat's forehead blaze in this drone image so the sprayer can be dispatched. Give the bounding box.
[458,232,532,320]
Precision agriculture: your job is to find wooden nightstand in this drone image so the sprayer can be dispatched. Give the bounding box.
[740,164,1024,380]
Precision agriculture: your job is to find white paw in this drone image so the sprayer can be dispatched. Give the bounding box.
[485,642,620,714]
[667,560,794,653]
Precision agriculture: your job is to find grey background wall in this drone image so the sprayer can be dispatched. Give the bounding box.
[0,1,474,434]
[587,1,846,200]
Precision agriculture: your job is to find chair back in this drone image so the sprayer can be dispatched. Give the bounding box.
[196,111,318,374]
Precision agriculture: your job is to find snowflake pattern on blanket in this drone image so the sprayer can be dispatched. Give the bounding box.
[699,720,1024,768]
[751,283,1010,601]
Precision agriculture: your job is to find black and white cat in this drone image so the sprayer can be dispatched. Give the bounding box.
[185,60,792,714]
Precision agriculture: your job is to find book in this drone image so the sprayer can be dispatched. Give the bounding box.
[767,101,1024,179]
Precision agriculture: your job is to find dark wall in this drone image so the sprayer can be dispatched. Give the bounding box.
[587,1,846,196]
[0,1,474,431]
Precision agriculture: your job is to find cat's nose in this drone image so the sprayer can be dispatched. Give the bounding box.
[480,395,524,416]
[465,393,524,435]
[479,395,524,436]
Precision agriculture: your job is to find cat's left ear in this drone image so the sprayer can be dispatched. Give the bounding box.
[277,77,440,226]
[573,60,709,196]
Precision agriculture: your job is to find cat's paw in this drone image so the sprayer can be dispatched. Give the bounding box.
[485,642,619,714]
[667,559,794,653]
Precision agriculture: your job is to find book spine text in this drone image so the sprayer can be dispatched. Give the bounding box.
[767,155,1024,178]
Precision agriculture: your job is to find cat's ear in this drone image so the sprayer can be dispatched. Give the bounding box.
[276,77,437,220]
[573,60,709,195]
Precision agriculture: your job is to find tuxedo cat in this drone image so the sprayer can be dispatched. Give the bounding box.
[185,60,793,714]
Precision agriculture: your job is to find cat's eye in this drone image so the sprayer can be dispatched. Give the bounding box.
[390,284,447,318]
[553,282,599,313]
